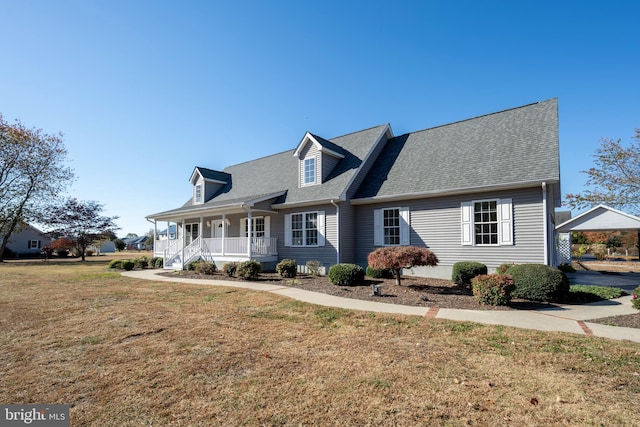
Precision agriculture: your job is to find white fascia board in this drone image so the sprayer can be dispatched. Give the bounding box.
[293,133,345,159]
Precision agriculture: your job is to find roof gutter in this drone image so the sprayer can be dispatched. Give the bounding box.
[349,179,560,205]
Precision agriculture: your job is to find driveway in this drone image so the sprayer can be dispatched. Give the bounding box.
[566,270,640,293]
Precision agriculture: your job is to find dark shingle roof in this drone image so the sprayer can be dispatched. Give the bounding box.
[147,124,389,218]
[353,99,559,200]
[193,167,230,182]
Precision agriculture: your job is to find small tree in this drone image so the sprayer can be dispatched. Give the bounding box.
[367,246,439,286]
[42,198,119,261]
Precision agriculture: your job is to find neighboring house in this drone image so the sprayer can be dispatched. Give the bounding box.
[1,223,51,257]
[147,99,561,278]
[122,236,148,250]
[157,225,177,240]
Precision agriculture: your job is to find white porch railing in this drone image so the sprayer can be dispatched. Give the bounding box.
[158,237,277,269]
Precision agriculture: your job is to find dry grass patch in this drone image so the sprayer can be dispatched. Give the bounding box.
[1,260,640,426]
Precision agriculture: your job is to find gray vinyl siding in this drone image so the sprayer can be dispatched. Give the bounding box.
[322,154,341,182]
[299,143,321,186]
[273,204,338,271]
[354,187,545,271]
[339,130,391,264]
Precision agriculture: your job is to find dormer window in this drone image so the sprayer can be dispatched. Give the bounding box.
[195,184,202,204]
[304,157,316,185]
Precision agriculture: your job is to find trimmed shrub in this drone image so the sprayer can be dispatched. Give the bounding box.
[632,286,640,310]
[121,260,135,271]
[452,261,487,286]
[134,256,149,269]
[367,246,439,286]
[237,260,261,280]
[195,260,217,275]
[186,260,198,271]
[472,274,515,306]
[495,262,516,275]
[108,259,124,269]
[328,264,365,286]
[509,264,570,302]
[151,257,163,268]
[223,262,238,277]
[276,259,297,278]
[306,260,322,276]
[366,266,393,279]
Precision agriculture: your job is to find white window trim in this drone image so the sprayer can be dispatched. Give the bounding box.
[300,155,320,187]
[284,211,325,247]
[373,207,410,246]
[240,216,271,239]
[461,198,513,246]
[194,184,203,204]
[28,240,41,249]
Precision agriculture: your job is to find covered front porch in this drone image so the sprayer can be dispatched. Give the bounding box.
[149,206,279,270]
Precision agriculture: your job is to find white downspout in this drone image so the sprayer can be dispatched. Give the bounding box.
[331,200,340,265]
[221,214,226,256]
[542,182,549,265]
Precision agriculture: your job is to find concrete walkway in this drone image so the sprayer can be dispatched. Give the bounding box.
[122,270,640,344]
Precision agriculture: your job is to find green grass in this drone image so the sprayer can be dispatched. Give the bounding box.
[569,284,628,303]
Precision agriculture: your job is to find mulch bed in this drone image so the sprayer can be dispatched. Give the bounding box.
[160,270,640,329]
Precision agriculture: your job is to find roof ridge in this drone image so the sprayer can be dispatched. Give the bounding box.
[327,123,389,141]
[393,98,557,139]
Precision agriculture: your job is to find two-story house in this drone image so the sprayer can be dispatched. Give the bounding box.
[147,99,561,278]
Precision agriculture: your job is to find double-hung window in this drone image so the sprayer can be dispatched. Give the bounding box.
[28,240,41,249]
[461,198,513,246]
[195,184,202,204]
[285,211,325,247]
[304,157,316,185]
[373,207,410,246]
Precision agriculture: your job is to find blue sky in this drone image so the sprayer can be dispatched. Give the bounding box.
[1,1,638,236]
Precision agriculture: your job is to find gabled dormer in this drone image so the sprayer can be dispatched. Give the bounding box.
[189,167,231,205]
[293,132,345,187]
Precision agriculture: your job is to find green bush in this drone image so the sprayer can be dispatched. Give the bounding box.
[121,260,135,271]
[276,259,297,278]
[569,285,627,303]
[366,265,393,279]
[328,264,365,286]
[557,262,576,273]
[108,259,124,269]
[495,262,516,275]
[472,274,515,306]
[151,257,163,268]
[632,286,640,310]
[195,260,217,275]
[509,264,570,302]
[134,256,149,269]
[237,260,261,280]
[452,261,487,286]
[306,260,322,276]
[223,262,238,277]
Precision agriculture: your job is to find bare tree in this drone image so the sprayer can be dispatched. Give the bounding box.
[0,114,74,261]
[566,129,640,214]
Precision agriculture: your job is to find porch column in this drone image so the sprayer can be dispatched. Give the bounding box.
[221,214,226,256]
[153,221,157,255]
[181,218,185,265]
[246,210,252,258]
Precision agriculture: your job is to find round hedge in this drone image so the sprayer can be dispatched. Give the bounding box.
[328,264,365,286]
[452,261,487,286]
[509,264,570,302]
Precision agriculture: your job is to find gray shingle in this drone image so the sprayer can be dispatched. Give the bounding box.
[353,99,559,200]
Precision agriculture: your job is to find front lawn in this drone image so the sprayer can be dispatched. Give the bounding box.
[1,260,639,425]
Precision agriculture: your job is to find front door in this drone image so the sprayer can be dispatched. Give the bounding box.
[212,220,224,239]
[185,223,199,245]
